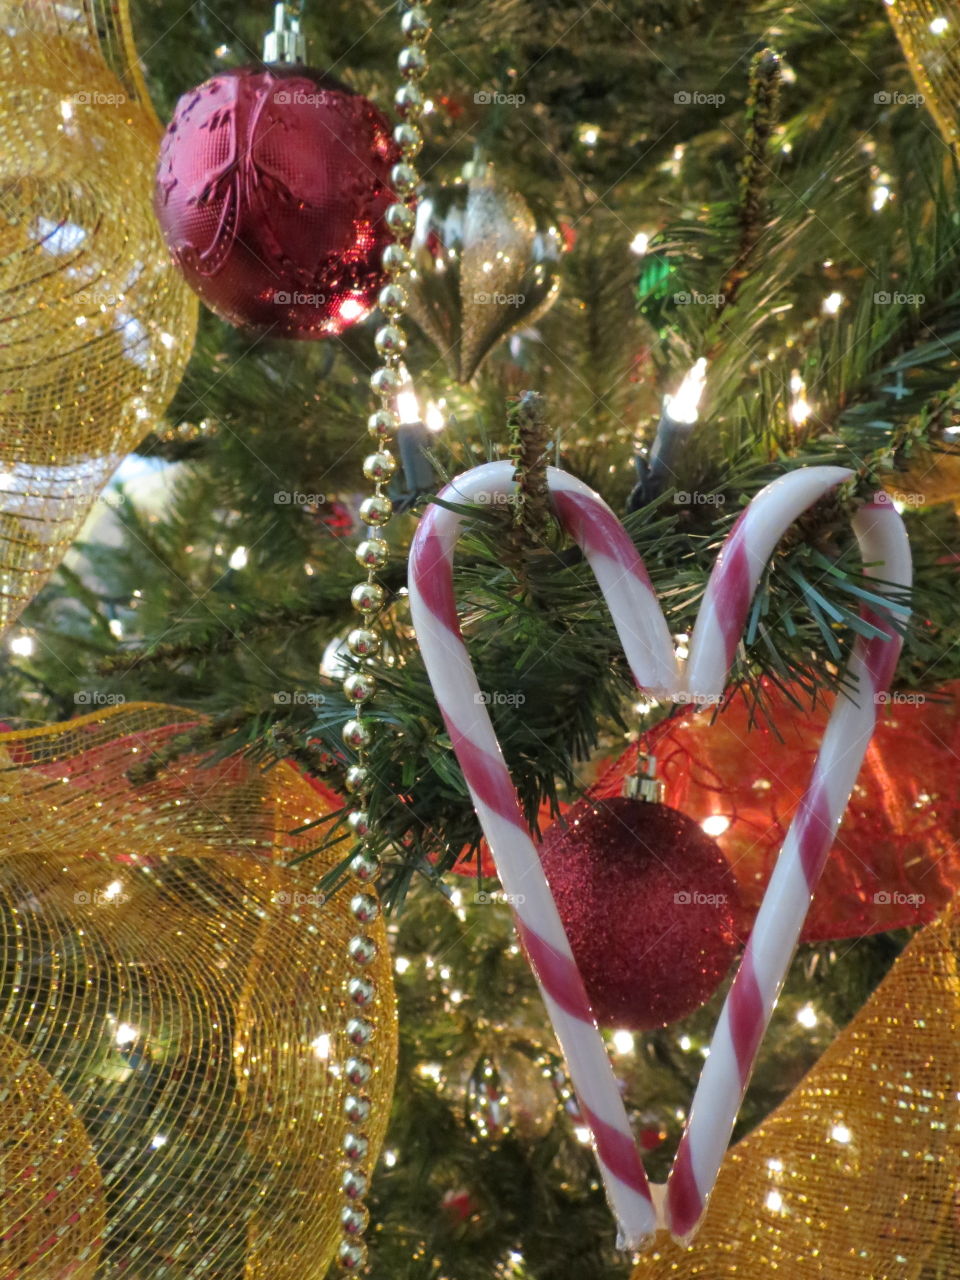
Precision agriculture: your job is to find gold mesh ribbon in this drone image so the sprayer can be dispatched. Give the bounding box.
[0,704,396,1279]
[0,1030,105,1277]
[0,0,197,635]
[885,0,960,144]
[633,901,960,1277]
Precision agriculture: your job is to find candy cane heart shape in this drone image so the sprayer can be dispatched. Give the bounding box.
[407,460,911,1249]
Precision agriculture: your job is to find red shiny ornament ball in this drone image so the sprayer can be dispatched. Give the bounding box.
[154,65,399,338]
[539,796,741,1030]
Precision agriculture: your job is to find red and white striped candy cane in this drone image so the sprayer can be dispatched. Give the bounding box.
[666,483,911,1238]
[407,460,911,1248]
[409,461,675,1248]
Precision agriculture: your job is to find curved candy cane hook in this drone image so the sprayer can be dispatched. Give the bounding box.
[408,461,911,1249]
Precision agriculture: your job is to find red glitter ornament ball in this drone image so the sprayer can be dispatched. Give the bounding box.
[539,796,741,1030]
[154,65,399,338]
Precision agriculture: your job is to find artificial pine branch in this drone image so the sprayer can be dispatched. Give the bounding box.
[717,47,782,317]
[507,390,552,540]
[135,418,218,461]
[96,602,339,676]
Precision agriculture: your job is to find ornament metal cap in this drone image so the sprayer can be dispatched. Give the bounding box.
[263,2,307,63]
[623,753,664,804]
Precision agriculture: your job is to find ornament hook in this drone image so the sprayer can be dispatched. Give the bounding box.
[263,2,306,64]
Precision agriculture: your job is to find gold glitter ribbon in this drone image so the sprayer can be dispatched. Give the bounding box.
[0,0,197,635]
[0,704,396,1278]
[632,899,960,1276]
[885,0,960,144]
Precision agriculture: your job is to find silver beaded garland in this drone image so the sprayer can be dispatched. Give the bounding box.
[355,539,390,570]
[347,809,371,837]
[348,975,377,1007]
[343,672,377,704]
[337,2,432,1269]
[347,627,381,657]
[342,1167,370,1200]
[348,935,378,966]
[350,581,385,614]
[346,1056,374,1087]
[350,850,381,883]
[346,1017,375,1048]
[350,892,381,925]
[362,453,398,482]
[345,1093,373,1124]
[341,1202,370,1234]
[343,1131,371,1162]
[338,1240,368,1272]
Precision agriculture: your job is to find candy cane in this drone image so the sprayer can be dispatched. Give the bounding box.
[407,460,910,1248]
[409,462,672,1248]
[667,486,911,1238]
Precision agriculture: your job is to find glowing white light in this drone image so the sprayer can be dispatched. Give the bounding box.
[830,1123,852,1144]
[114,1022,138,1047]
[383,1148,398,1168]
[796,1004,818,1028]
[9,635,34,657]
[789,370,813,426]
[0,471,13,489]
[931,15,949,34]
[102,880,124,901]
[449,989,464,1004]
[822,291,844,315]
[60,98,74,121]
[338,297,367,323]
[418,1062,442,1083]
[781,141,793,154]
[679,1035,693,1051]
[893,498,906,514]
[790,395,812,425]
[449,891,462,910]
[630,231,650,256]
[214,42,230,56]
[574,1125,592,1144]
[768,1158,784,1172]
[581,126,599,145]
[151,1133,168,1149]
[35,217,86,255]
[701,814,730,837]
[424,401,445,433]
[872,184,891,211]
[108,618,124,639]
[612,1030,635,1055]
[159,331,176,350]
[394,956,411,975]
[311,1033,332,1060]
[228,545,248,570]
[396,387,421,424]
[663,357,707,425]
[765,1190,785,1212]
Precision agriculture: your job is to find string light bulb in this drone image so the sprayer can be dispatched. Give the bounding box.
[663,358,708,425]
[789,370,812,426]
[396,383,421,425]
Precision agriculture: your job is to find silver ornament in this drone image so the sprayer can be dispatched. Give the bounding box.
[405,161,562,381]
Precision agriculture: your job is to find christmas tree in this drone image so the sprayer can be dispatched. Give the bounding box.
[3,0,960,1275]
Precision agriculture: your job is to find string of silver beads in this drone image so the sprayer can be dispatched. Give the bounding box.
[337,1,432,1272]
